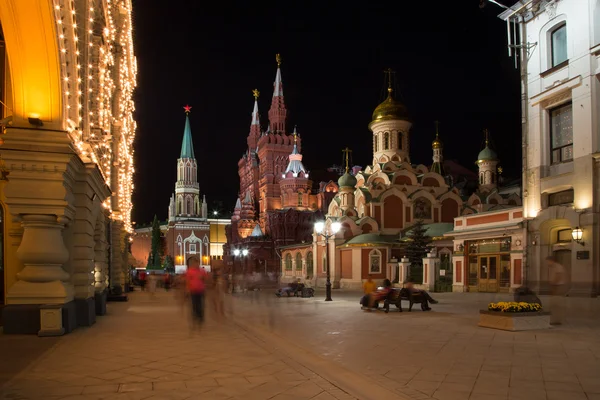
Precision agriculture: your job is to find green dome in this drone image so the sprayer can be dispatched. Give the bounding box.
[477,146,497,162]
[338,172,357,188]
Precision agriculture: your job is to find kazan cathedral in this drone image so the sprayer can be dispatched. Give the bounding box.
[280,78,522,290]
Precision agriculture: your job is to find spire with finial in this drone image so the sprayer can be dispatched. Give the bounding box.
[251,89,260,126]
[477,129,497,162]
[338,147,357,189]
[431,121,444,175]
[180,105,195,159]
[371,68,409,124]
[269,53,287,133]
[284,126,307,176]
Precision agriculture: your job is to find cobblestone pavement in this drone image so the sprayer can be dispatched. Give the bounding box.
[230,290,600,400]
[2,289,599,400]
[0,290,410,400]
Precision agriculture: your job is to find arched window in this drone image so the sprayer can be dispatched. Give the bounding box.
[306,252,314,278]
[369,249,382,274]
[177,197,183,214]
[551,23,567,67]
[285,254,292,270]
[298,192,303,206]
[295,253,303,271]
[398,132,403,150]
[384,132,390,150]
[374,135,378,152]
[187,197,193,214]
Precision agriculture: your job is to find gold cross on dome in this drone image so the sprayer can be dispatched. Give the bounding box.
[342,147,352,172]
[252,89,260,99]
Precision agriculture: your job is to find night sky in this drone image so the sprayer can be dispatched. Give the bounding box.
[130,0,521,226]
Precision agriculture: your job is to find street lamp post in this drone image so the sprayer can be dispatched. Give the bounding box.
[314,221,341,301]
[231,248,248,293]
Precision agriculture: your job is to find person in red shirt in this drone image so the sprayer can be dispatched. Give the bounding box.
[185,256,208,326]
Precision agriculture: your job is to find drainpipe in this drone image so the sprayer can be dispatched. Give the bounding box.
[518,13,529,288]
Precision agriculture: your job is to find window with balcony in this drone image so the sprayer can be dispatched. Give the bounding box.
[551,24,567,67]
[550,102,573,164]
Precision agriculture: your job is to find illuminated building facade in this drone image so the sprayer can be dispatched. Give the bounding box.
[0,0,137,335]
[225,55,338,276]
[130,109,229,273]
[495,0,600,296]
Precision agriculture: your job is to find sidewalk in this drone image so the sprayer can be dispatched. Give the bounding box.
[230,289,600,400]
[0,290,379,400]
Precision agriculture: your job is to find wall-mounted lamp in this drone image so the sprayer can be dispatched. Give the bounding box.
[571,227,584,246]
[28,117,43,127]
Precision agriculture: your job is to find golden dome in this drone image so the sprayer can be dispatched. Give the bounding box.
[371,88,410,125]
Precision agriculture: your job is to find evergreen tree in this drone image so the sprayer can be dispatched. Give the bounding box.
[405,220,432,283]
[163,255,174,273]
[150,215,162,268]
[146,251,153,268]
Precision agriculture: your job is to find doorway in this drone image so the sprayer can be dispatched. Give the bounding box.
[477,255,499,293]
[553,249,572,291]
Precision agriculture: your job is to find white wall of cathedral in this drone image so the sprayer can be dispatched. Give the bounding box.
[370,119,412,164]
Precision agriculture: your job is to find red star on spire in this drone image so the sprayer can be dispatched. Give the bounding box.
[183,105,192,113]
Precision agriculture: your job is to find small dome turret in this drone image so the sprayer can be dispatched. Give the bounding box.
[338,171,357,188]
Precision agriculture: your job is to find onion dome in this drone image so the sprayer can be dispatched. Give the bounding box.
[477,146,498,162]
[477,130,498,162]
[371,88,410,125]
[338,171,357,188]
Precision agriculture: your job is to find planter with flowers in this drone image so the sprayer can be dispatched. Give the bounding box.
[479,302,550,331]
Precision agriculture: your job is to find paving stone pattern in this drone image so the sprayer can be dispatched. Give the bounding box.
[231,290,600,400]
[0,291,361,400]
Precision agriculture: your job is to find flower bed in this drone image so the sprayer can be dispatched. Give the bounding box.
[488,302,542,312]
[479,302,549,331]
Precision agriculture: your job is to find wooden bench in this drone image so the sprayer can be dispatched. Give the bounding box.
[383,288,427,312]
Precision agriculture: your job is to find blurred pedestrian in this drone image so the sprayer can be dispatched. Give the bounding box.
[139,270,147,291]
[547,256,566,325]
[163,273,171,291]
[185,256,208,330]
[211,269,226,320]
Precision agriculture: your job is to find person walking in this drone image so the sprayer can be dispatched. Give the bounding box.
[547,256,566,325]
[185,256,208,330]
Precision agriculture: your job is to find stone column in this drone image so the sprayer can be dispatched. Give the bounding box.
[1,128,78,335]
[422,254,437,292]
[94,211,108,314]
[108,218,127,300]
[398,257,410,285]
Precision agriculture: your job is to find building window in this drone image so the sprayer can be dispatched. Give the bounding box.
[550,102,573,164]
[306,252,313,278]
[285,253,292,270]
[298,192,303,206]
[189,243,196,254]
[551,24,567,67]
[295,253,303,271]
[384,132,390,150]
[374,135,378,152]
[369,249,382,274]
[557,229,572,243]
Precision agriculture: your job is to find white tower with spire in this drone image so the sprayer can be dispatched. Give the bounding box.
[279,127,312,209]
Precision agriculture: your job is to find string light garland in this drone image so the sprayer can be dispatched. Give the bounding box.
[52,0,137,233]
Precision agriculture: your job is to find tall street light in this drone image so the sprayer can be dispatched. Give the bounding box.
[231,248,248,292]
[315,221,341,301]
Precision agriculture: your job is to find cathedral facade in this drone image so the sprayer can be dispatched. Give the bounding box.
[281,77,521,290]
[225,55,338,276]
